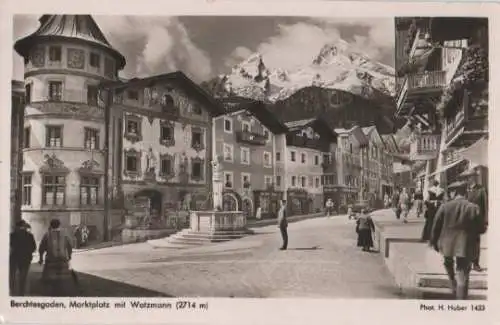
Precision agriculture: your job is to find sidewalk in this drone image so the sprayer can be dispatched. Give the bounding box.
[370,209,488,299]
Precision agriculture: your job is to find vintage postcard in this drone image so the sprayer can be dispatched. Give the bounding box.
[1,0,498,324]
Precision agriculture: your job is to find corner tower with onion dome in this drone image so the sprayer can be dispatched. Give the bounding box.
[14,15,125,244]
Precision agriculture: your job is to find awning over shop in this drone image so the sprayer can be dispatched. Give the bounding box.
[457,137,488,167]
[427,158,466,178]
[448,180,467,189]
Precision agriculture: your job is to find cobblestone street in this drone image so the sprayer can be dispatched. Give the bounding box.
[64,216,401,298]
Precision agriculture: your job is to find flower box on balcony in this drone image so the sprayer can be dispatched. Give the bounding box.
[236,131,267,146]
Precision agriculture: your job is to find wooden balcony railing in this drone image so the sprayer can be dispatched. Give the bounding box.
[409,133,440,160]
[236,131,267,146]
[287,135,322,150]
[408,70,447,90]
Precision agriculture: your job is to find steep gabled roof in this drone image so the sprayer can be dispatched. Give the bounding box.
[14,15,126,70]
[219,98,288,134]
[100,71,225,116]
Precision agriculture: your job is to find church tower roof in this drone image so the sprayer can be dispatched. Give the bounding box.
[14,15,126,70]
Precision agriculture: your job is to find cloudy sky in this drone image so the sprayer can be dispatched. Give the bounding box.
[13,15,395,82]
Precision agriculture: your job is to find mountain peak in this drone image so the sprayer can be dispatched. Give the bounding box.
[207,39,396,103]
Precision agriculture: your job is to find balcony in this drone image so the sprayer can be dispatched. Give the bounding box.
[236,131,267,146]
[396,70,447,116]
[409,133,440,161]
[445,90,488,148]
[286,134,323,150]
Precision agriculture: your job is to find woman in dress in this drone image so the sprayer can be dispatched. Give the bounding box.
[356,208,375,252]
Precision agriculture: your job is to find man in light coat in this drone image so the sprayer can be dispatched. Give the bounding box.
[430,184,482,300]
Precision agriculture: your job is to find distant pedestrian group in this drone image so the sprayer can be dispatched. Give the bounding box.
[10,218,76,296]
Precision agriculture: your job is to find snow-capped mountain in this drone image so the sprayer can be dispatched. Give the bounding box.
[203,40,396,103]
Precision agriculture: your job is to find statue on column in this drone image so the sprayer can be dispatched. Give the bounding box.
[211,157,223,210]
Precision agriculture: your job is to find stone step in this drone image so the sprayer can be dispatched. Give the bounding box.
[418,287,487,300]
[417,273,487,290]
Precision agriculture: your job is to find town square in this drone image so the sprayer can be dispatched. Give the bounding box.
[9,14,488,300]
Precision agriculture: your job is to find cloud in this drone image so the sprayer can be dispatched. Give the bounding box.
[12,15,213,82]
[225,46,253,68]
[255,22,343,70]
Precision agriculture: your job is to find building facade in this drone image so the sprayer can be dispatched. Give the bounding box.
[11,81,25,229]
[14,15,126,243]
[105,72,224,229]
[284,118,337,216]
[214,98,288,219]
[394,17,488,196]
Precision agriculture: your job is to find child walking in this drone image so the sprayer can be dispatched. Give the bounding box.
[356,208,375,252]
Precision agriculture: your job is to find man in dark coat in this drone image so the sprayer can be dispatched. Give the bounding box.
[430,184,482,300]
[466,173,488,272]
[277,200,288,250]
[10,220,36,296]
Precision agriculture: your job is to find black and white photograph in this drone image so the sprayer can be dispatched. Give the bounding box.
[2,1,496,324]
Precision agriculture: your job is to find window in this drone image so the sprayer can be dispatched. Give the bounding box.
[224,172,233,188]
[127,120,139,135]
[161,158,172,175]
[275,175,282,187]
[46,125,63,147]
[315,177,320,188]
[314,155,319,165]
[23,127,30,149]
[242,173,251,188]
[276,152,281,162]
[264,129,270,140]
[241,147,250,165]
[48,46,61,62]
[84,128,99,150]
[161,125,173,141]
[263,152,271,167]
[301,176,306,187]
[80,176,99,205]
[192,103,202,115]
[224,118,233,133]
[323,154,330,164]
[290,151,296,162]
[242,121,251,132]
[127,90,139,101]
[25,84,31,104]
[223,143,233,162]
[301,153,306,164]
[42,175,65,206]
[48,81,62,101]
[265,176,273,187]
[191,158,204,181]
[87,85,99,106]
[22,174,32,205]
[104,57,115,78]
[191,128,204,149]
[126,155,138,172]
[291,176,296,187]
[90,52,100,68]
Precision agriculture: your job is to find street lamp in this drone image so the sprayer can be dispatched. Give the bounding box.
[98,88,113,242]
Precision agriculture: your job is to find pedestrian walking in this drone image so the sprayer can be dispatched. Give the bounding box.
[392,188,401,219]
[277,200,288,250]
[430,183,483,300]
[325,198,334,218]
[466,172,488,272]
[255,206,262,220]
[10,220,36,296]
[356,208,375,252]
[383,193,390,208]
[347,204,354,220]
[399,188,411,223]
[38,219,74,296]
[413,189,424,218]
